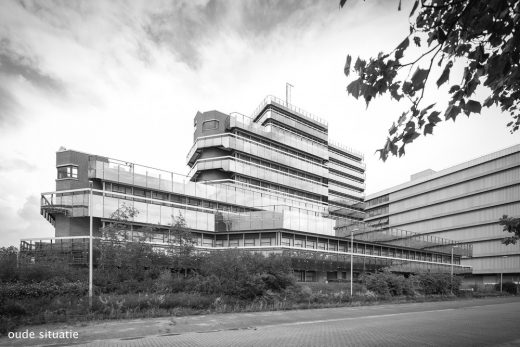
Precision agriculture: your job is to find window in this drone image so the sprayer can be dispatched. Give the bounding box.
[202,120,219,131]
[57,165,78,179]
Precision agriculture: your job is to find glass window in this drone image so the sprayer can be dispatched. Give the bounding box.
[202,120,219,131]
[57,165,78,179]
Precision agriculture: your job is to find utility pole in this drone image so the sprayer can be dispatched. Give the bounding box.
[89,181,93,309]
[350,228,359,296]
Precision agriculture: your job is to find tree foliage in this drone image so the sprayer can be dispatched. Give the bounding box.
[341,0,520,161]
[500,214,520,245]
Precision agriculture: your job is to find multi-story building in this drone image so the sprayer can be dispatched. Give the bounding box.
[23,95,471,281]
[364,144,520,284]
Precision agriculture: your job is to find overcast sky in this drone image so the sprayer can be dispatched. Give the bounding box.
[0,0,518,247]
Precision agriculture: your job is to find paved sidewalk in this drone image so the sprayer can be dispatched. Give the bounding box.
[1,297,519,346]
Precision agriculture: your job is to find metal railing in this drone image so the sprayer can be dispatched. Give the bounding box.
[251,95,328,127]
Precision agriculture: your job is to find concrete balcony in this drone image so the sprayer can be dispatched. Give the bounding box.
[187,134,328,177]
[190,157,329,197]
[328,182,365,200]
[328,172,366,191]
[328,151,366,172]
[228,113,329,159]
[328,161,366,181]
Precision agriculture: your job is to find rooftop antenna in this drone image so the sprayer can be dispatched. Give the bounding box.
[286,82,293,106]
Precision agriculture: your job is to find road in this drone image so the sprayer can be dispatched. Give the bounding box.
[1,297,520,346]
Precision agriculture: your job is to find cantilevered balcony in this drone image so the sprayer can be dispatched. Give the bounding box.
[228,113,329,159]
[255,110,328,142]
[328,151,366,172]
[328,182,365,200]
[89,157,328,214]
[187,133,328,177]
[189,157,329,197]
[328,161,365,181]
[251,95,328,130]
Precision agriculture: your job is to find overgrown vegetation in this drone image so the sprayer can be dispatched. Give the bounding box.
[0,207,513,335]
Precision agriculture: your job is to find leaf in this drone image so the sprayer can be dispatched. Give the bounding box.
[354,57,366,73]
[427,111,441,124]
[395,37,409,60]
[398,145,405,157]
[398,112,408,125]
[410,0,419,17]
[483,96,494,107]
[396,37,410,52]
[448,85,460,94]
[402,81,413,95]
[413,36,421,47]
[420,103,436,117]
[376,149,389,162]
[411,68,429,90]
[444,104,461,121]
[390,84,403,101]
[344,55,352,77]
[436,61,453,87]
[389,122,398,136]
[424,123,434,135]
[465,100,482,114]
[346,79,361,99]
[385,139,398,156]
[403,130,420,144]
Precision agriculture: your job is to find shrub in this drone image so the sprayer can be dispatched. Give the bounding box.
[359,270,415,297]
[412,272,461,295]
[495,282,518,294]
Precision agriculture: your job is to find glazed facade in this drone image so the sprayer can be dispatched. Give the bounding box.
[25,96,471,281]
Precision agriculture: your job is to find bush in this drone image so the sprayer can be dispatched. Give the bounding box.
[412,272,461,295]
[495,282,518,294]
[360,270,415,297]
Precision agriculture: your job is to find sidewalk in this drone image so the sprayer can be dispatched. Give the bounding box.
[1,296,519,346]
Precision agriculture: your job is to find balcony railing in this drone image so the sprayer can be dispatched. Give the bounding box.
[252,95,328,127]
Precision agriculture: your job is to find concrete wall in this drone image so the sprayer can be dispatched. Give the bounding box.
[55,215,102,237]
[193,110,229,141]
[56,150,91,191]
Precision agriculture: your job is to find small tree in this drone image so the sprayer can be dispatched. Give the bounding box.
[500,214,520,245]
[168,213,196,277]
[0,246,18,282]
[98,204,156,281]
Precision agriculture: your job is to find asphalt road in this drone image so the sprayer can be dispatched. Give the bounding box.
[2,297,520,346]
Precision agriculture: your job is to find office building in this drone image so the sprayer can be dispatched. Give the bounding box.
[22,96,471,281]
[364,144,520,284]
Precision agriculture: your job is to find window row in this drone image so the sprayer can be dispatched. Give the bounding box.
[367,194,390,207]
[366,205,389,218]
[329,148,364,165]
[328,158,365,174]
[328,178,365,193]
[234,153,324,184]
[234,175,324,202]
[104,182,252,213]
[234,129,324,165]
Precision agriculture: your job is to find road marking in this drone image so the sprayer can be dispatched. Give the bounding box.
[259,308,457,329]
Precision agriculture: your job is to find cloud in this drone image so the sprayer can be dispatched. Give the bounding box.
[142,0,332,69]
[0,51,64,92]
[0,37,65,126]
[0,157,38,172]
[0,194,53,248]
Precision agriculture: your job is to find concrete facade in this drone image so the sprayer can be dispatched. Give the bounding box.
[365,144,520,284]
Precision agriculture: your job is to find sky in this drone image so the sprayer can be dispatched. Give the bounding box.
[0,0,518,247]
